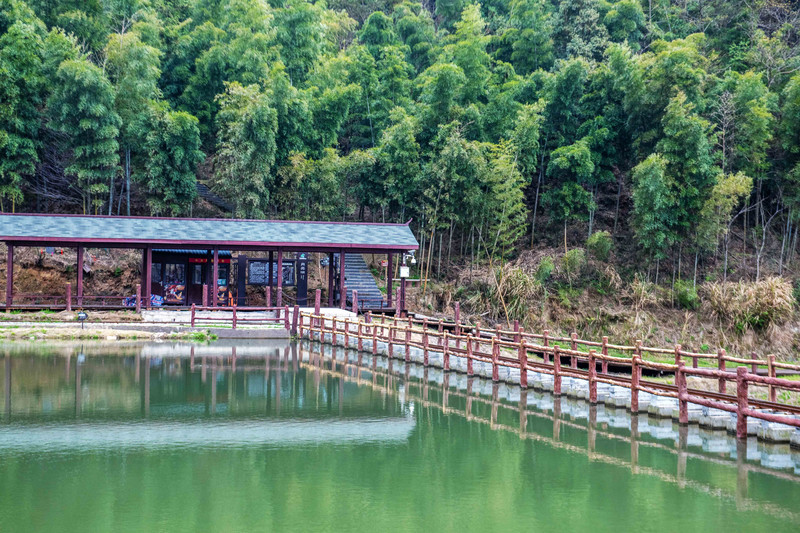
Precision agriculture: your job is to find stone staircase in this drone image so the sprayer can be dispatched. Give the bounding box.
[342,253,385,309]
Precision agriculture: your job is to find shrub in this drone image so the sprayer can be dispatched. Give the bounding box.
[562,248,586,279]
[702,277,793,331]
[536,257,555,283]
[586,231,613,262]
[674,280,699,310]
[492,264,542,321]
[627,275,658,309]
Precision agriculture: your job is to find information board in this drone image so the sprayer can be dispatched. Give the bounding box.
[248,260,296,286]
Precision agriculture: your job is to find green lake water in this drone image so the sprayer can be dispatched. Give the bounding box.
[1,341,799,532]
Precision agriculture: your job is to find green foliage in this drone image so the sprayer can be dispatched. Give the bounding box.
[586,230,612,261]
[674,280,699,310]
[535,256,554,283]
[48,58,121,213]
[213,82,277,218]
[562,248,585,278]
[142,104,203,215]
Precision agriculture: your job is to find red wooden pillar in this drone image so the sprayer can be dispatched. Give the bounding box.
[66,283,72,312]
[212,247,219,307]
[718,349,727,394]
[135,284,141,313]
[144,247,152,309]
[386,252,393,307]
[400,277,407,315]
[327,252,335,307]
[553,345,562,395]
[268,250,274,291]
[5,244,13,309]
[276,250,283,307]
[76,246,84,307]
[736,366,749,439]
[338,249,345,309]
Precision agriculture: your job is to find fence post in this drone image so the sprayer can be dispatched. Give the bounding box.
[66,283,72,312]
[677,361,688,424]
[466,334,474,376]
[135,284,141,313]
[570,332,577,368]
[372,322,378,355]
[387,324,394,359]
[543,330,550,364]
[202,284,208,308]
[423,322,429,366]
[266,286,272,307]
[405,324,411,362]
[750,351,758,374]
[588,350,597,403]
[630,354,641,414]
[278,287,283,308]
[443,331,450,371]
[344,319,350,347]
[518,331,527,388]
[284,305,290,330]
[292,305,299,336]
[331,317,337,345]
[352,290,358,314]
[298,311,304,339]
[553,345,561,395]
[768,354,776,402]
[601,336,608,374]
[674,344,682,365]
[232,306,237,329]
[718,349,727,394]
[191,304,196,327]
[492,338,499,382]
[454,301,460,336]
[358,321,363,351]
[736,366,749,439]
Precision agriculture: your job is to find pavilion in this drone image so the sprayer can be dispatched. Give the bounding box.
[0,213,418,313]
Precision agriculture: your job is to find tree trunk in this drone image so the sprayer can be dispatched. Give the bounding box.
[125,148,131,216]
[563,219,568,254]
[613,177,622,235]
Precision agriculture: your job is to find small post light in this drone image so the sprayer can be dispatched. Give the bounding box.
[77,310,88,330]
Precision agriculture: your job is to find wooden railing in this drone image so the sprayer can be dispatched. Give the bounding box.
[298,311,800,439]
[190,304,295,330]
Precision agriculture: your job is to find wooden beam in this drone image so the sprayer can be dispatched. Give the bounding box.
[328,252,334,307]
[276,249,283,307]
[339,249,346,309]
[386,252,393,307]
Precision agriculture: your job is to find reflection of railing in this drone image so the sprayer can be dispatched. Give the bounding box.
[190,304,291,330]
[298,311,800,439]
[302,341,800,522]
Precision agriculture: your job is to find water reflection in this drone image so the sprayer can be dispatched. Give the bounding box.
[1,340,800,528]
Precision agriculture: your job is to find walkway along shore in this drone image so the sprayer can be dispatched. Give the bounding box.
[297,311,800,445]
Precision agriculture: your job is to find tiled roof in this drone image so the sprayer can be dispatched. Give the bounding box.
[154,249,233,257]
[0,214,418,250]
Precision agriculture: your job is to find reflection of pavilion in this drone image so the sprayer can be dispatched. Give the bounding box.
[1,345,410,436]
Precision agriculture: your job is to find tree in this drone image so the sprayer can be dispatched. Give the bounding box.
[602,0,645,51]
[48,58,121,214]
[448,4,491,105]
[631,154,674,261]
[656,91,717,241]
[484,141,528,257]
[495,0,553,75]
[141,104,204,215]
[376,108,421,221]
[105,30,162,215]
[0,20,45,212]
[551,0,610,61]
[212,82,277,218]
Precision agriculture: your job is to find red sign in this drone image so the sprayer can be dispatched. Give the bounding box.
[189,258,231,264]
[380,260,388,267]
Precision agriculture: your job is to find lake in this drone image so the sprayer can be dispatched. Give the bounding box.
[1,340,798,532]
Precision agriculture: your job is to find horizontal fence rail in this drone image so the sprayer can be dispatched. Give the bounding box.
[298,311,800,439]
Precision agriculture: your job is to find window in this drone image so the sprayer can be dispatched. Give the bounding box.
[192,264,203,285]
[218,266,228,287]
[151,263,163,284]
[163,263,185,285]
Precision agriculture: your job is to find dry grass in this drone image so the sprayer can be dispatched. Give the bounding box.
[701,277,794,331]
